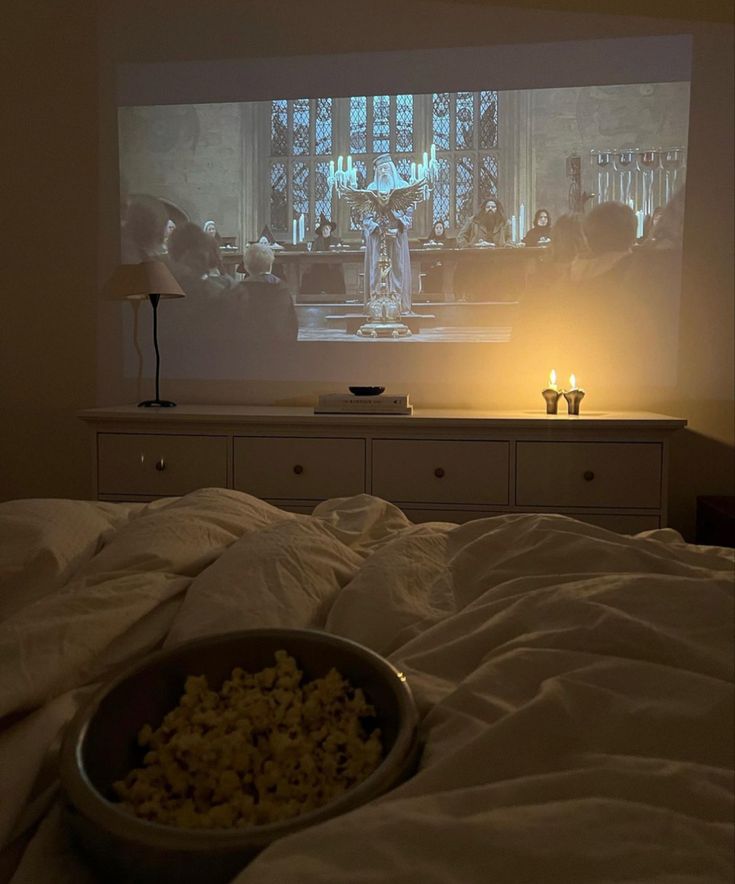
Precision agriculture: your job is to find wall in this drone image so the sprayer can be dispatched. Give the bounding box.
[116,82,692,247]
[118,104,243,236]
[532,82,691,220]
[2,3,98,501]
[3,0,732,540]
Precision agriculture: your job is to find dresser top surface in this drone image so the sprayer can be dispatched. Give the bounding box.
[79,405,687,430]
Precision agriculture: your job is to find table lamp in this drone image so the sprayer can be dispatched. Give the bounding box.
[105,260,185,407]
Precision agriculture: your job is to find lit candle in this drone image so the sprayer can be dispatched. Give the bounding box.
[329,159,335,178]
[423,151,428,170]
[411,161,416,182]
[542,368,562,414]
[337,155,343,173]
[563,373,586,415]
[519,203,526,238]
[346,155,352,174]
[299,214,305,242]
[511,214,517,243]
[292,219,297,245]
[430,143,436,163]
[636,210,645,238]
[417,162,423,181]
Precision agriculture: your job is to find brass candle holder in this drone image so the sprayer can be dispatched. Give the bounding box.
[562,374,585,415]
[542,370,562,414]
[542,388,562,414]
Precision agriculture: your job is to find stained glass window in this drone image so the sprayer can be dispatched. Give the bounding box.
[479,154,499,201]
[395,157,412,182]
[395,94,413,152]
[455,155,475,227]
[372,95,390,154]
[271,100,288,156]
[314,161,332,224]
[349,160,368,230]
[432,93,450,151]
[315,98,332,155]
[433,157,451,226]
[456,92,474,150]
[292,99,310,156]
[292,161,309,216]
[350,97,367,154]
[268,92,501,238]
[270,162,287,230]
[479,91,498,149]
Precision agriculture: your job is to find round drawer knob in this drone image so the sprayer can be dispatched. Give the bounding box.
[434,467,445,479]
[583,470,595,482]
[155,459,166,472]
[293,464,304,475]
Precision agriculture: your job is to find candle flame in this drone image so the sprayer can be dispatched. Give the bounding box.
[570,374,576,389]
[549,369,557,386]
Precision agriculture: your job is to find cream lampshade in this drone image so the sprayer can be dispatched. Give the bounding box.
[104,260,185,408]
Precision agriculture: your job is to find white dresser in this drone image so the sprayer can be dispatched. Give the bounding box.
[79,406,686,533]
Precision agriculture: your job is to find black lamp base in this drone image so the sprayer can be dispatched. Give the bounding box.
[138,399,177,408]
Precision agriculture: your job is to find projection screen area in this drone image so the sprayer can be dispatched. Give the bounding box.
[115,35,691,387]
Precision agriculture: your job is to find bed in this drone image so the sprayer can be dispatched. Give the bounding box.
[0,487,732,883]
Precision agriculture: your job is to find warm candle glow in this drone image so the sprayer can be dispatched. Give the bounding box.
[550,369,557,387]
[570,374,577,389]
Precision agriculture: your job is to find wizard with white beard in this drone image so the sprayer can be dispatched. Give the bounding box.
[360,154,415,314]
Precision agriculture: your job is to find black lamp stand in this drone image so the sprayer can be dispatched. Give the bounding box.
[138,293,176,408]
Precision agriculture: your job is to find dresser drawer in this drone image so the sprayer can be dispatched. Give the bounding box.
[233,437,365,500]
[516,442,662,509]
[98,433,228,496]
[372,439,509,505]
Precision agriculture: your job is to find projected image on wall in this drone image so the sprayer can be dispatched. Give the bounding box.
[118,80,689,373]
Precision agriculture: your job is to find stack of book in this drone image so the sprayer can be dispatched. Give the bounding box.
[314,393,412,415]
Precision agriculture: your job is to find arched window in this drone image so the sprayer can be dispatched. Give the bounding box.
[266,91,503,238]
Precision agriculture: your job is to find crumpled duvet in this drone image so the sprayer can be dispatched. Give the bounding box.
[0,487,732,884]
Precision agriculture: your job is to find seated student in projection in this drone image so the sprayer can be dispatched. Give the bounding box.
[121,195,169,263]
[569,201,637,284]
[457,198,508,248]
[236,243,298,347]
[529,212,586,288]
[454,197,510,300]
[300,214,345,295]
[420,219,449,296]
[246,226,285,281]
[522,208,553,246]
[166,222,235,298]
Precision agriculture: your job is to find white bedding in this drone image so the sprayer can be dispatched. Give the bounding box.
[0,488,732,883]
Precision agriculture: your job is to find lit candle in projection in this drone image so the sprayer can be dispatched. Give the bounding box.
[563,374,586,415]
[519,203,526,239]
[636,210,645,239]
[292,219,297,245]
[423,151,428,170]
[542,369,562,414]
[510,215,517,243]
[329,159,335,179]
[346,155,352,175]
[299,214,305,243]
[337,156,343,173]
[430,144,436,163]
[410,162,417,183]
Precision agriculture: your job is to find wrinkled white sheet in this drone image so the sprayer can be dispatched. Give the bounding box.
[0,488,732,883]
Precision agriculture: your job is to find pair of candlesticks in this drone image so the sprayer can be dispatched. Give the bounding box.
[542,371,585,415]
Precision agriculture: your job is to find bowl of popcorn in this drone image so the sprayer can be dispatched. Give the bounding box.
[60,629,420,884]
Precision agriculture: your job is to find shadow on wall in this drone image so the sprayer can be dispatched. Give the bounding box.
[668,422,735,541]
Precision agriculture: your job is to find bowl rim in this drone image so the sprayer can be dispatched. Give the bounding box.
[60,628,420,851]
